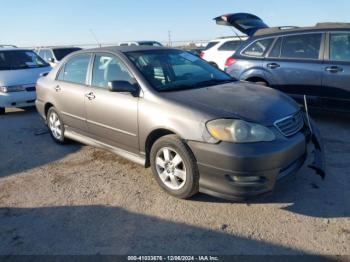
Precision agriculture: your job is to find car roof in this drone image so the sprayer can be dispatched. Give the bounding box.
[36,46,81,50]
[0,48,32,52]
[254,22,350,37]
[211,36,247,42]
[82,45,173,53]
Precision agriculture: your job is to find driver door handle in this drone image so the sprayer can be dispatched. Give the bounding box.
[267,63,280,69]
[54,85,61,92]
[325,66,343,73]
[85,92,96,100]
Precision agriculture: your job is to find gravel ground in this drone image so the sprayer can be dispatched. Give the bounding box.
[0,107,349,256]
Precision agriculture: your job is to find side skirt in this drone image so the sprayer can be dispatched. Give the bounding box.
[64,129,145,166]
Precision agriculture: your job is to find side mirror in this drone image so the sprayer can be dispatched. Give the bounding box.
[48,58,55,63]
[40,72,49,77]
[108,80,138,96]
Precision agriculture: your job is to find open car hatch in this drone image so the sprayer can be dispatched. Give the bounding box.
[214,13,269,37]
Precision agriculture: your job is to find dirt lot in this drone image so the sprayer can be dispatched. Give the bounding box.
[0,107,349,255]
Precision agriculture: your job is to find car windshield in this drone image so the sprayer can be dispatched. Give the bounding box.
[53,48,81,61]
[126,50,235,92]
[0,50,49,70]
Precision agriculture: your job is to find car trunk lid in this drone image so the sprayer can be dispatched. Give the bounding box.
[214,13,269,37]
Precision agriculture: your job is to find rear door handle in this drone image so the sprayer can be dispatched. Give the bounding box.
[54,85,61,92]
[85,92,96,100]
[325,66,343,73]
[267,63,280,69]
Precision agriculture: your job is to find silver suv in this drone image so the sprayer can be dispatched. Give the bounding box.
[35,46,324,200]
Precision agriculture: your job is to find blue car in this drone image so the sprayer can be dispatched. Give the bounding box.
[217,13,350,112]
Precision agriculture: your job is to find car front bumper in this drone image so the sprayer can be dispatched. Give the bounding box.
[0,91,36,108]
[188,125,323,200]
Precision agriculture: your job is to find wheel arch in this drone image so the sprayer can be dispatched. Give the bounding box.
[245,76,269,85]
[144,128,177,167]
[44,102,55,119]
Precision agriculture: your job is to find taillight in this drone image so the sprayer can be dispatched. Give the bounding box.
[199,51,205,58]
[225,57,236,68]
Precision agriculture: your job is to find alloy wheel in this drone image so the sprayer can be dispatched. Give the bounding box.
[48,111,62,140]
[155,147,187,190]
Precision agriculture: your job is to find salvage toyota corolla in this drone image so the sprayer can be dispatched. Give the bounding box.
[35,46,325,200]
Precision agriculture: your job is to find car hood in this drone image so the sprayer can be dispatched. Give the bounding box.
[0,66,51,86]
[214,13,268,37]
[162,82,300,126]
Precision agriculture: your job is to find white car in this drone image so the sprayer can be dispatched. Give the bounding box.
[0,48,51,114]
[35,47,82,67]
[200,36,247,70]
[119,41,163,47]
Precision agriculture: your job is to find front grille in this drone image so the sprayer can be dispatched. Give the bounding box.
[274,111,304,137]
[25,86,36,92]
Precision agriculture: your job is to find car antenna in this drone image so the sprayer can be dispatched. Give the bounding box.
[89,28,102,48]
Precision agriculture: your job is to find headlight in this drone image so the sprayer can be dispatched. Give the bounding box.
[0,86,25,93]
[0,86,8,93]
[206,119,275,143]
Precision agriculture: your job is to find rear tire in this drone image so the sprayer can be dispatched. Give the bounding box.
[47,107,66,144]
[0,107,5,115]
[150,135,199,199]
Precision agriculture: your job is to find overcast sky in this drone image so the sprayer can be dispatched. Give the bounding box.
[1,0,349,46]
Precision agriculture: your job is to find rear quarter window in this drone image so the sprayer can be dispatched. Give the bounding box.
[242,38,274,57]
[218,40,242,51]
[204,41,219,50]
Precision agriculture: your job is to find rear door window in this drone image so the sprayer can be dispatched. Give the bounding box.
[330,32,350,62]
[280,33,322,59]
[57,54,91,85]
[242,38,274,57]
[218,40,242,51]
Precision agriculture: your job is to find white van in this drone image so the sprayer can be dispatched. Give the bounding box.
[0,48,51,114]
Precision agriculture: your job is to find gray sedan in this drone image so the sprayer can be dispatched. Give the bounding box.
[35,46,324,200]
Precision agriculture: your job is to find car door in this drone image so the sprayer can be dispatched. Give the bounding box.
[263,33,324,105]
[85,53,139,153]
[55,53,91,132]
[322,31,350,110]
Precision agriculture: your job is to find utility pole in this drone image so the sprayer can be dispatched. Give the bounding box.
[168,30,172,47]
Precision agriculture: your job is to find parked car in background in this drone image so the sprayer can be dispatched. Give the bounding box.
[218,13,350,112]
[35,47,82,67]
[119,41,163,47]
[0,48,51,114]
[200,36,247,70]
[184,47,205,57]
[36,46,324,200]
[0,45,17,48]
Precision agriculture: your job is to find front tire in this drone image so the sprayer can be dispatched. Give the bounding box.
[0,107,5,115]
[150,135,199,199]
[47,107,66,144]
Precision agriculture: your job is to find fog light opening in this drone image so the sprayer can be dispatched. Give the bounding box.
[231,176,261,183]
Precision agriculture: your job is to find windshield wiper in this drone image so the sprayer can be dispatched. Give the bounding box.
[195,79,236,87]
[158,84,197,92]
